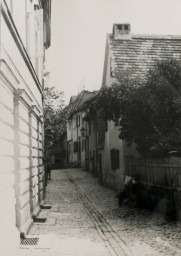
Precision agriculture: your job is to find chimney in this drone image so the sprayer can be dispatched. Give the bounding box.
[113,24,131,40]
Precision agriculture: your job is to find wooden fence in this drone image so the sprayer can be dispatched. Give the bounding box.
[126,158,181,188]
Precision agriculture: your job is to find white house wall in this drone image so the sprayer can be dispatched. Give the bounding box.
[102,39,117,88]
[103,121,125,191]
[0,76,19,255]
[67,113,86,167]
[0,0,47,253]
[102,41,125,192]
[1,18,42,105]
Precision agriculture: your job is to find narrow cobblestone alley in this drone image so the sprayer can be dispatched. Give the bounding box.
[20,169,181,256]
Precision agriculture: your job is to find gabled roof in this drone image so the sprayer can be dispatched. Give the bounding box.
[69,96,77,104]
[68,90,96,116]
[106,33,181,83]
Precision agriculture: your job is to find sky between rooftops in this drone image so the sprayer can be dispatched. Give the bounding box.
[46,0,181,105]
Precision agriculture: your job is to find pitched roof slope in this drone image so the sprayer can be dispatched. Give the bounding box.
[68,90,96,115]
[108,33,181,82]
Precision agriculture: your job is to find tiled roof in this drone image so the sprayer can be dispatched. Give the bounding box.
[108,33,181,82]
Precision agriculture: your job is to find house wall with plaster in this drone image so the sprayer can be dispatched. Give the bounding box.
[0,0,51,253]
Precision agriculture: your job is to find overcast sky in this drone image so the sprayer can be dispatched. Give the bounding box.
[46,0,181,104]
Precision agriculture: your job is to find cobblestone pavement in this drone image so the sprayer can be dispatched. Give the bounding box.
[20,169,181,256]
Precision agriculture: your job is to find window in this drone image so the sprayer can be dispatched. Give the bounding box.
[68,122,71,131]
[82,140,85,152]
[82,140,84,152]
[76,116,80,127]
[82,119,85,127]
[34,5,39,10]
[74,141,78,153]
[35,31,39,75]
[27,9,43,80]
[117,24,123,31]
[94,122,97,132]
[89,121,91,135]
[78,138,81,160]
[125,24,129,30]
[110,57,113,77]
[110,149,120,170]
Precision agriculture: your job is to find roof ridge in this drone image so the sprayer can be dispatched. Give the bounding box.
[132,34,181,40]
[107,33,181,40]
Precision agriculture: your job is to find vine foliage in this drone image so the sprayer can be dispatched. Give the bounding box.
[94,59,181,158]
[43,87,68,148]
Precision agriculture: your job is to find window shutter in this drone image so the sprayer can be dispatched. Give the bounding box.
[74,141,78,153]
[76,117,78,127]
[27,10,43,81]
[89,121,91,135]
[27,11,35,64]
[76,141,78,152]
[74,141,76,153]
[34,9,44,57]
[34,9,44,81]
[78,140,81,153]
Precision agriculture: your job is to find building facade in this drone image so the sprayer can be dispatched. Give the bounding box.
[67,23,181,193]
[101,23,181,191]
[0,0,51,254]
[67,91,96,169]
